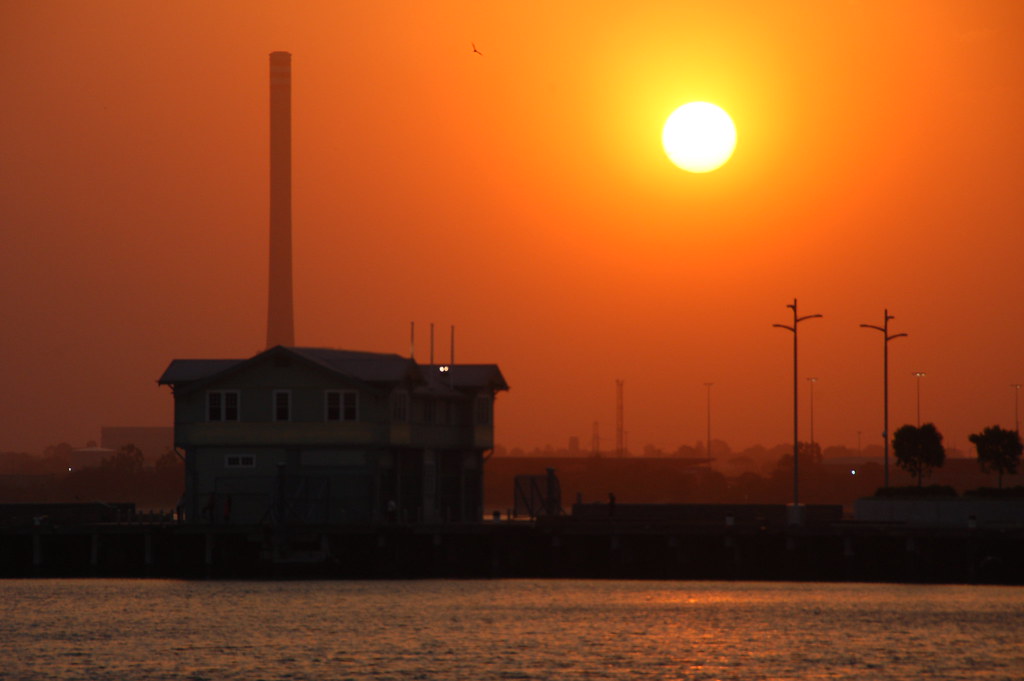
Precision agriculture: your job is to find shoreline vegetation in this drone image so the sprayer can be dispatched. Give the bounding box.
[1,438,1021,513]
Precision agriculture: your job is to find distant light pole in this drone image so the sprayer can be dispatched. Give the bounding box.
[860,309,907,489]
[704,382,713,466]
[1012,384,1021,434]
[773,299,822,509]
[912,372,926,426]
[806,377,818,450]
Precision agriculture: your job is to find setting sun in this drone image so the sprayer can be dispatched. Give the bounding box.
[662,102,737,173]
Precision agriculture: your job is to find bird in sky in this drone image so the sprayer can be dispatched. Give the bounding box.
[472,42,483,56]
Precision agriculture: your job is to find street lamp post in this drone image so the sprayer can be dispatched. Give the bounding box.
[913,372,926,427]
[773,299,822,513]
[860,309,907,490]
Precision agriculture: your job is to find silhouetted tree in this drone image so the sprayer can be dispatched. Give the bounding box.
[798,441,823,465]
[892,423,945,486]
[102,444,144,475]
[969,426,1022,489]
[42,442,74,471]
[154,448,182,471]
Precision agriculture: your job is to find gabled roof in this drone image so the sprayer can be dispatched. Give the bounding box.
[289,347,418,384]
[158,346,507,395]
[158,359,245,385]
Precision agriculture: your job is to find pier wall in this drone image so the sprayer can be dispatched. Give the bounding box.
[2,520,1022,585]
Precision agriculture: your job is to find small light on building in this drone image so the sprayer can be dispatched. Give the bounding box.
[439,365,449,373]
[67,467,73,472]
[850,469,856,476]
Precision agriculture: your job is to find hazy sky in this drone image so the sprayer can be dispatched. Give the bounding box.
[3,1,1023,455]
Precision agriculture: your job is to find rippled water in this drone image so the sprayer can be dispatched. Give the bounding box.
[2,579,1023,680]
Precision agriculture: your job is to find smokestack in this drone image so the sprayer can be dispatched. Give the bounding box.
[267,51,294,348]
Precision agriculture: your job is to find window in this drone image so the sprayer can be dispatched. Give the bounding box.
[391,391,409,423]
[225,455,254,468]
[273,390,291,421]
[207,391,240,421]
[326,390,358,421]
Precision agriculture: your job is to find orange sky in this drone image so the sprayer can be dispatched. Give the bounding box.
[2,1,1023,456]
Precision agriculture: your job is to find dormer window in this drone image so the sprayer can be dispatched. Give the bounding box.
[273,390,291,421]
[326,390,358,421]
[207,391,240,422]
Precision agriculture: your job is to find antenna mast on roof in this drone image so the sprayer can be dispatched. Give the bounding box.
[410,321,415,360]
[430,323,435,365]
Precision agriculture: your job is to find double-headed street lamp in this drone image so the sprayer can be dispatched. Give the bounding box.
[860,309,907,489]
[773,299,822,510]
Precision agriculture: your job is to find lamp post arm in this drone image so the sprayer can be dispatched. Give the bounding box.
[887,332,908,342]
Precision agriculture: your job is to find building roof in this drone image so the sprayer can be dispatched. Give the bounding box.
[157,359,244,385]
[425,364,509,391]
[158,346,507,394]
[289,347,417,384]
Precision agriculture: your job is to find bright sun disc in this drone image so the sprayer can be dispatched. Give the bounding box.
[662,102,737,173]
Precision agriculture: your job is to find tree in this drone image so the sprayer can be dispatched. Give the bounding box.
[892,423,945,487]
[798,441,823,465]
[102,444,144,475]
[154,448,183,471]
[42,442,74,471]
[969,426,1022,489]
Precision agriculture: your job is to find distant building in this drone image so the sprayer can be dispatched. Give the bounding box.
[69,446,115,471]
[158,345,507,525]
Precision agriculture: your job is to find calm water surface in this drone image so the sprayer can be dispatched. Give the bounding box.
[2,579,1022,680]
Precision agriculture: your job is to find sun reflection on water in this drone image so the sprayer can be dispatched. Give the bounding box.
[2,579,1022,680]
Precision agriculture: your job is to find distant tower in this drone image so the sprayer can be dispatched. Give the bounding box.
[267,51,295,348]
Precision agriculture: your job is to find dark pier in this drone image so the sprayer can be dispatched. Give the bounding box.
[3,515,1023,584]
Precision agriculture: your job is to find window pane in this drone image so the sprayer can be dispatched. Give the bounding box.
[326,391,340,421]
[224,392,239,421]
[274,391,290,421]
[208,392,222,421]
[343,391,357,421]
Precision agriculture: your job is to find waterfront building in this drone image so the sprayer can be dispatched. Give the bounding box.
[158,345,507,525]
